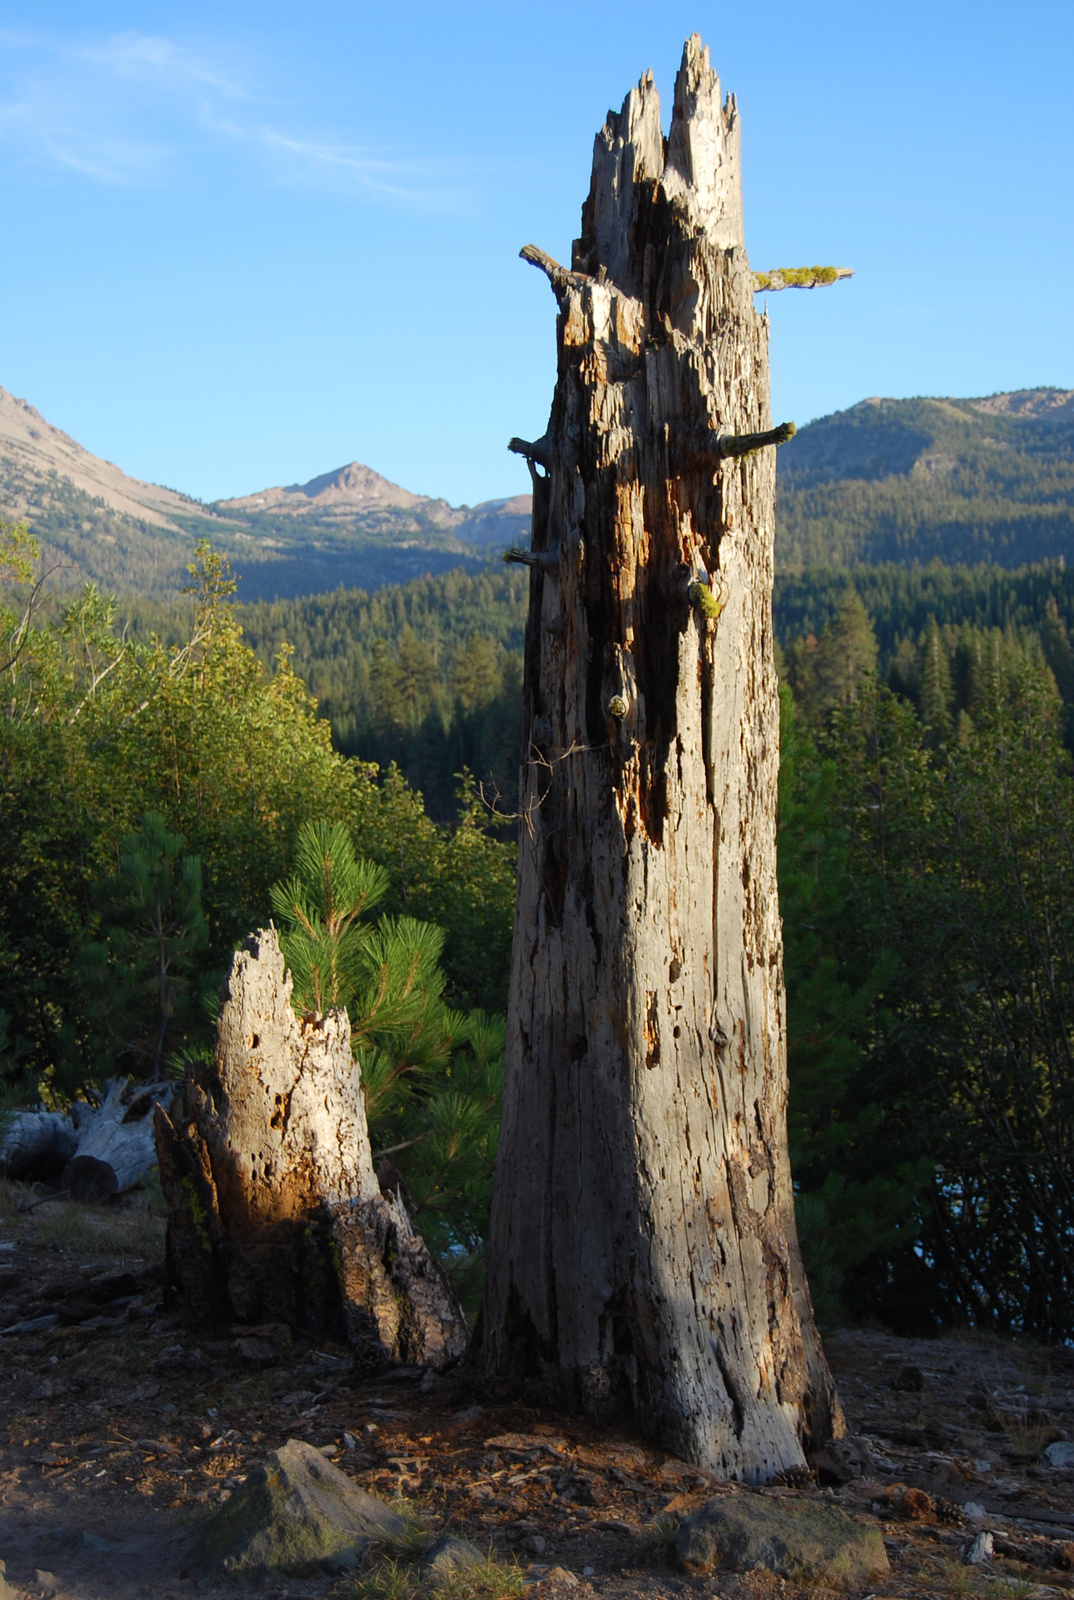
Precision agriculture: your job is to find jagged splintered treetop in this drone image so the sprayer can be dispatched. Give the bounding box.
[577,40,744,288]
[527,36,849,316]
[507,36,848,503]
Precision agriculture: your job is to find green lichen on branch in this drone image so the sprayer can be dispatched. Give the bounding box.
[753,266,853,293]
[688,582,726,622]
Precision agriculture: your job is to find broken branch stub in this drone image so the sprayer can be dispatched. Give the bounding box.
[154,928,467,1370]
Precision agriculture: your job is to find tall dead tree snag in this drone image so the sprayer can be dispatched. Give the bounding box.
[155,929,467,1371]
[483,37,844,1481]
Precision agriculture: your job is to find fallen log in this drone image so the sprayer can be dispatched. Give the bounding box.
[0,1110,78,1180]
[64,1077,177,1199]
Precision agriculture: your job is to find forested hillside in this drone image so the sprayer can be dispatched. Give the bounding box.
[8,388,1074,1345]
[778,388,1074,568]
[6,510,1074,1341]
[0,386,530,600]
[117,557,1074,820]
[123,568,529,821]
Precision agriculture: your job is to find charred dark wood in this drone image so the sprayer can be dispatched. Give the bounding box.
[503,546,560,574]
[678,421,797,469]
[519,243,593,298]
[508,435,553,470]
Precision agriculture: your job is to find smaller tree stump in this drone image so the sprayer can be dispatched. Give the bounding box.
[154,928,467,1370]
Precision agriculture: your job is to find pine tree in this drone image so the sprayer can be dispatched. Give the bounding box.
[269,821,504,1308]
[916,616,954,737]
[78,812,208,1079]
[814,592,879,715]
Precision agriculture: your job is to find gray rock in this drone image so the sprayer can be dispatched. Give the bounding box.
[421,1535,486,1584]
[674,1494,889,1587]
[1,1315,59,1338]
[965,1531,994,1566]
[193,1437,405,1579]
[1044,1441,1074,1470]
[807,1435,877,1485]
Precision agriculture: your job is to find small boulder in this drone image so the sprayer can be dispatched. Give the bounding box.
[674,1493,889,1588]
[964,1531,994,1566]
[1044,1441,1074,1470]
[808,1435,877,1485]
[193,1438,405,1579]
[421,1534,486,1584]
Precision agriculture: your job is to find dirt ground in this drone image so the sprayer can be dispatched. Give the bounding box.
[2,1182,1074,1600]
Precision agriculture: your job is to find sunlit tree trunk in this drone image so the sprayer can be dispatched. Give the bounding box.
[483,36,843,1481]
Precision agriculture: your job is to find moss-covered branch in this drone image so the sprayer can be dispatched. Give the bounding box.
[753,266,854,293]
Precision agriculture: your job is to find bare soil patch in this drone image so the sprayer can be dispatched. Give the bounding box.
[2,1182,1074,1600]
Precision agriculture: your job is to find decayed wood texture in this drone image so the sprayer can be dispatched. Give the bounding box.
[0,1081,174,1194]
[155,929,467,1370]
[483,36,842,1481]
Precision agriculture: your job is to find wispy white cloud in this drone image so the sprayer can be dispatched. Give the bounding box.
[0,30,470,208]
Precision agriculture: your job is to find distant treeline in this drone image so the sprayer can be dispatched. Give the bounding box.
[120,556,1074,816]
[773,558,1074,653]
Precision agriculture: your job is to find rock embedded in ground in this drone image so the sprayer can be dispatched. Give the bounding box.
[808,1435,878,1485]
[420,1534,486,1583]
[193,1437,405,1578]
[964,1530,994,1565]
[1045,1442,1074,1470]
[674,1493,889,1587]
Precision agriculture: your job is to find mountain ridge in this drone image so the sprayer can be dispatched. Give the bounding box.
[776,387,1074,568]
[0,386,531,599]
[5,382,1074,599]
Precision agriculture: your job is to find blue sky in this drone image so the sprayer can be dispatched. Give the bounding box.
[1,1,1072,507]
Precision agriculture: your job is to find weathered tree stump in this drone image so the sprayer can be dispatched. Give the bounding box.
[154,929,467,1370]
[483,37,843,1480]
